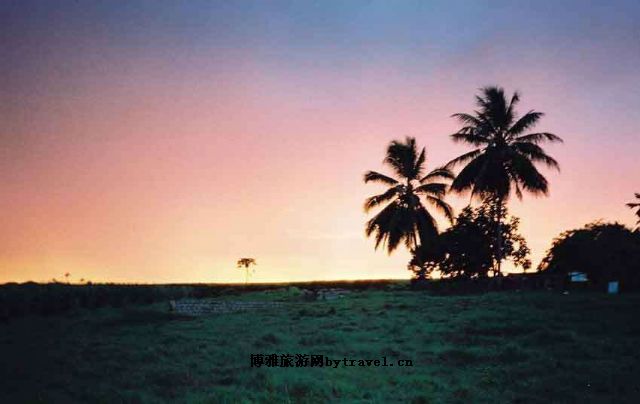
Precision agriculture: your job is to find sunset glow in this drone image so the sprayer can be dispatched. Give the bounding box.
[1,1,639,283]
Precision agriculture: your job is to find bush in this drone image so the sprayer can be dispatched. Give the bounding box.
[539,221,640,290]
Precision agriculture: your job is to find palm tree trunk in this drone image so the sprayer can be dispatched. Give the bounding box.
[495,196,503,276]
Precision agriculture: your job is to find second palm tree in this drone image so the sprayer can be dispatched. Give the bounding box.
[364,137,454,256]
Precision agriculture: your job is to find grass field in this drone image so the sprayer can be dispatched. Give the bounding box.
[1,287,639,403]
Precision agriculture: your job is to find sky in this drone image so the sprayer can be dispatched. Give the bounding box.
[1,0,639,283]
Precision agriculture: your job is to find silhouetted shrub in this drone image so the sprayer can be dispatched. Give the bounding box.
[539,221,640,290]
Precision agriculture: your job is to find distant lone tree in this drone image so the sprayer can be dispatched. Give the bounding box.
[539,222,640,289]
[236,258,257,284]
[627,193,640,228]
[363,137,454,257]
[446,86,562,275]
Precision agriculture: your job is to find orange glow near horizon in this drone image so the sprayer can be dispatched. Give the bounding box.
[1,1,639,284]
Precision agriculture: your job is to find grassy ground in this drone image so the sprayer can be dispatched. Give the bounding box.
[1,288,639,403]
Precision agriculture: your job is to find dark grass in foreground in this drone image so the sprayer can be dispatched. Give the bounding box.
[1,290,639,403]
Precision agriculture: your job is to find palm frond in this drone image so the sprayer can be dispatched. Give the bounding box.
[514,132,563,144]
[627,192,640,208]
[444,148,483,170]
[363,171,399,186]
[425,195,454,223]
[415,205,439,244]
[414,147,427,179]
[420,167,454,183]
[476,112,501,138]
[364,185,403,212]
[514,182,523,200]
[509,151,549,196]
[449,152,488,195]
[385,137,420,180]
[512,142,560,171]
[507,111,543,136]
[450,130,490,145]
[451,112,483,126]
[507,91,520,114]
[415,182,447,197]
[478,86,510,130]
[365,199,421,254]
[365,202,395,247]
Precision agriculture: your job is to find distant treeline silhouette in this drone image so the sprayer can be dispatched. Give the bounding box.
[0,280,403,321]
[0,283,218,321]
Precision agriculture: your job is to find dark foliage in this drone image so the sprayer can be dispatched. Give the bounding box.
[446,86,562,201]
[364,137,453,254]
[409,198,530,280]
[627,193,640,228]
[446,86,561,273]
[539,222,640,289]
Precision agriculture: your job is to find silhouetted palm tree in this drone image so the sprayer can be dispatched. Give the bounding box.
[236,258,257,284]
[446,86,562,273]
[364,137,454,254]
[627,193,640,227]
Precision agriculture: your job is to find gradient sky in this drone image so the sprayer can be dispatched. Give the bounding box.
[1,0,639,283]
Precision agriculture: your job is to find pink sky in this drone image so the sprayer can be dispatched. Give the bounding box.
[1,1,638,283]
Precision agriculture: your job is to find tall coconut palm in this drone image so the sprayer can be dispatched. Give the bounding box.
[446,86,563,274]
[364,137,454,255]
[627,193,640,227]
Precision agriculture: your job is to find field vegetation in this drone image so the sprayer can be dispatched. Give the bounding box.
[1,285,639,403]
